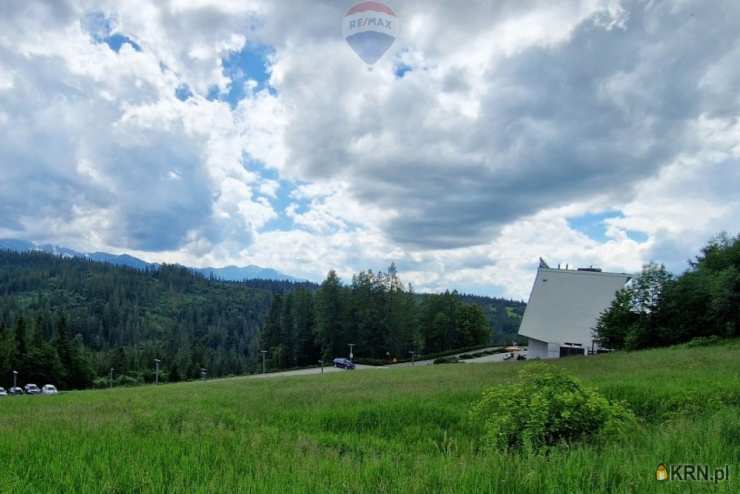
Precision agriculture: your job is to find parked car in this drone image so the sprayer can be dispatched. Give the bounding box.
[332,358,356,370]
[9,387,24,395]
[41,384,58,395]
[0,387,7,396]
[23,384,41,395]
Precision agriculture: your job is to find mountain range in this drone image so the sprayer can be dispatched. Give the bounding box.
[0,239,300,282]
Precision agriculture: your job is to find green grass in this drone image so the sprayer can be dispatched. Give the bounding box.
[1,341,739,493]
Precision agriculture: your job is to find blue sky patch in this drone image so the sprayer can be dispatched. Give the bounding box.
[626,230,649,243]
[261,184,308,232]
[394,62,412,78]
[104,33,141,53]
[244,159,308,232]
[83,11,140,53]
[220,43,276,108]
[206,85,221,102]
[175,84,193,102]
[568,210,624,242]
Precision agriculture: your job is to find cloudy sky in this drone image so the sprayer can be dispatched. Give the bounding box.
[0,0,738,299]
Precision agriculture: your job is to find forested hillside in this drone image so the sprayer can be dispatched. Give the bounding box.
[0,251,272,388]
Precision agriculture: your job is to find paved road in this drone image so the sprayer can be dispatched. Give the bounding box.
[250,347,514,379]
[250,363,384,379]
[464,351,528,364]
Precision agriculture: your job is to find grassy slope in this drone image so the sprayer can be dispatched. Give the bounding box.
[1,341,739,493]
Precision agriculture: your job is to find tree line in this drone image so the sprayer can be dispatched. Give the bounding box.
[0,251,525,388]
[258,264,491,369]
[595,233,739,350]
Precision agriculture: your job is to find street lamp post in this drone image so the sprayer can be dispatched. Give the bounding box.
[318,360,324,376]
[154,359,161,385]
[260,350,267,374]
[12,370,18,389]
[348,343,355,362]
[409,351,417,366]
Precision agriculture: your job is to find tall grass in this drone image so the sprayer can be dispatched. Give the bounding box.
[1,340,738,493]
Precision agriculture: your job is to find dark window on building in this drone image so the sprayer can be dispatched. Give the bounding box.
[560,346,584,358]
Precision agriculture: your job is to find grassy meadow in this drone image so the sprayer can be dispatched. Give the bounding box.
[1,340,739,493]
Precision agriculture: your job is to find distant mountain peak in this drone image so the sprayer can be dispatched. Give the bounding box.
[197,265,300,282]
[0,239,300,282]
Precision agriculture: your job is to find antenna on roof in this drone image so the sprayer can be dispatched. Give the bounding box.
[539,257,550,269]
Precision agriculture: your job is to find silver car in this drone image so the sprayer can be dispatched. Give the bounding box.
[41,384,58,395]
[0,387,7,397]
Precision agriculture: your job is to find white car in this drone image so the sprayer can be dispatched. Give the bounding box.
[41,384,58,395]
[0,387,7,397]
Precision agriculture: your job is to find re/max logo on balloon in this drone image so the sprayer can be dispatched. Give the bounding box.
[347,17,394,31]
[342,1,399,68]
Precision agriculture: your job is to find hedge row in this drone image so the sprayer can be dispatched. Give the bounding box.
[354,344,499,366]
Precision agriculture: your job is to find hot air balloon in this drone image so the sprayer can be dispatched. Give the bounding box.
[342,2,399,68]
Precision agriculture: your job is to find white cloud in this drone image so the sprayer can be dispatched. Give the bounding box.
[0,0,737,299]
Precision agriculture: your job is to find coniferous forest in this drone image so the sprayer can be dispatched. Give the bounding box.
[0,251,525,388]
[258,265,504,369]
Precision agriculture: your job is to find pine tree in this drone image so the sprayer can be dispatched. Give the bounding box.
[261,293,283,352]
[316,271,344,359]
[294,289,318,367]
[279,292,295,368]
[15,316,28,359]
[458,304,490,347]
[0,321,14,386]
[54,314,94,389]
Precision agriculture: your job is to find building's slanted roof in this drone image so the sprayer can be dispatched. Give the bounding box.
[518,267,631,346]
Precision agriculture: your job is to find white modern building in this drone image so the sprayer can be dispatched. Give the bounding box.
[518,260,631,359]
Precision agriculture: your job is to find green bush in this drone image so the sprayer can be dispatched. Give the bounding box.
[93,377,109,389]
[685,335,723,347]
[353,357,389,366]
[116,375,142,387]
[433,357,460,365]
[355,345,495,366]
[471,364,636,453]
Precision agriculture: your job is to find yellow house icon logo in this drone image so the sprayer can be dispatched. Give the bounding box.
[656,464,669,481]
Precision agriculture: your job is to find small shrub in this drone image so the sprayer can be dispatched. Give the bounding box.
[470,364,636,453]
[116,375,141,387]
[686,335,722,348]
[352,358,388,366]
[93,377,109,389]
[433,357,461,365]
